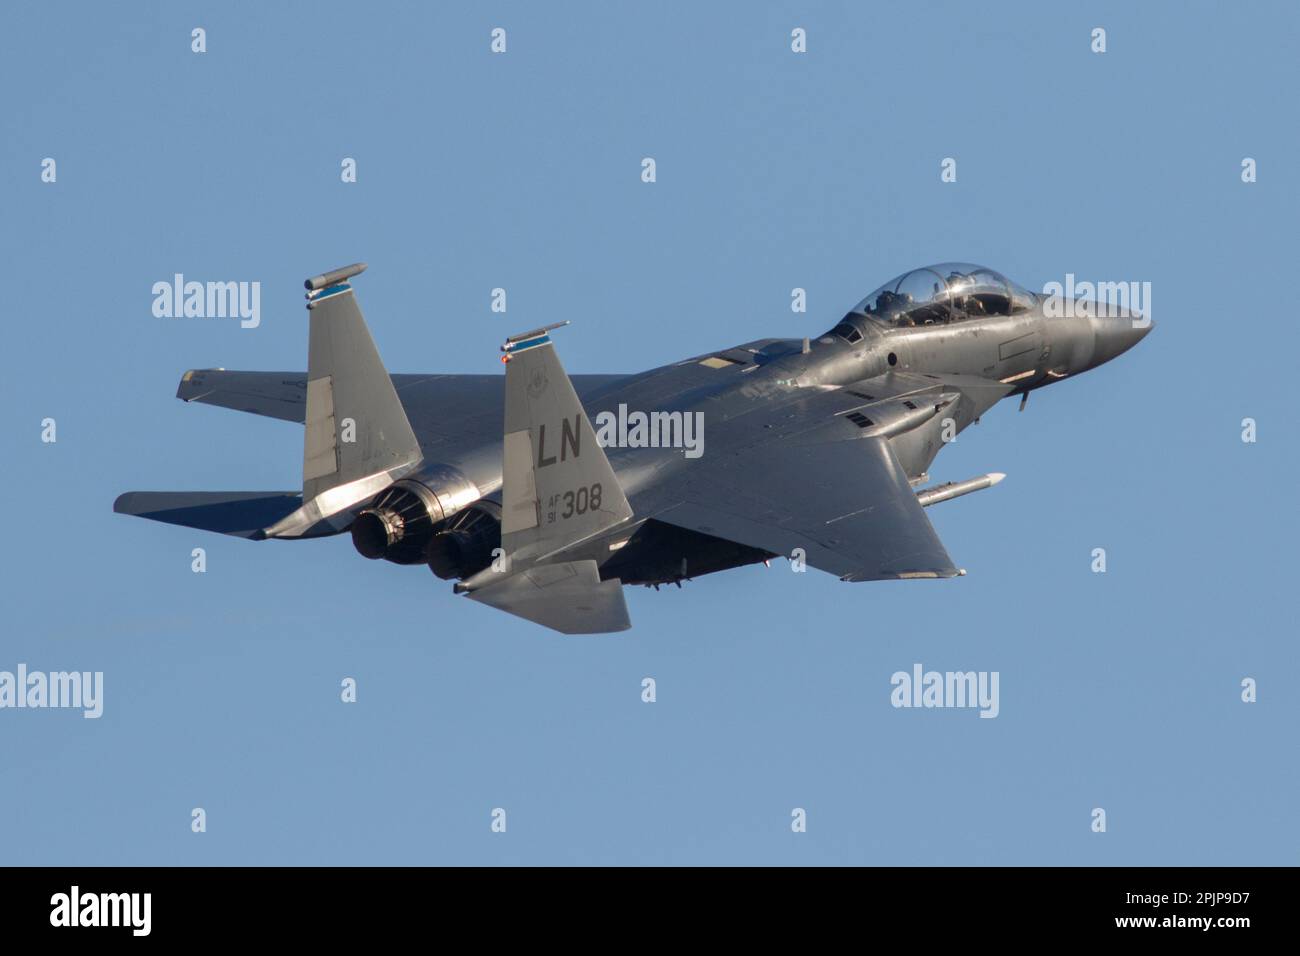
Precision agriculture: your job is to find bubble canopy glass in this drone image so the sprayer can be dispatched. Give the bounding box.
[836,263,1037,333]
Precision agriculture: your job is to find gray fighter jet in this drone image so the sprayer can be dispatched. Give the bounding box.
[116,262,1152,633]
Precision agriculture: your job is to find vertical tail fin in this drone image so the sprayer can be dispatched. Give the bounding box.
[263,264,423,538]
[301,264,421,500]
[458,323,634,633]
[498,323,632,565]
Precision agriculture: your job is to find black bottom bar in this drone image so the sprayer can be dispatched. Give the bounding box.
[0,866,1285,941]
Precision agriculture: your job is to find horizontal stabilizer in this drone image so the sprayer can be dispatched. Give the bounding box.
[177,369,308,423]
[175,370,630,435]
[464,560,630,634]
[113,491,302,539]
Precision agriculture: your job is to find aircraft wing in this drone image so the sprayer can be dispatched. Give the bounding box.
[651,433,958,581]
[641,371,1012,582]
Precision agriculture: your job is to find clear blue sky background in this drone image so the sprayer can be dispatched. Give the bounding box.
[2,1,1296,865]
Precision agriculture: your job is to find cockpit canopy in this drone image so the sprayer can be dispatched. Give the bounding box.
[829,263,1038,341]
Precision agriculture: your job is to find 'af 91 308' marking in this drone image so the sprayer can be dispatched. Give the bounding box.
[545,483,603,524]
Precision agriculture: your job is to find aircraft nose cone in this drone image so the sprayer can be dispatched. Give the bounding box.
[1089,314,1154,367]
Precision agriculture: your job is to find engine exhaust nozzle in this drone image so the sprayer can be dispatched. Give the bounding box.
[351,508,402,560]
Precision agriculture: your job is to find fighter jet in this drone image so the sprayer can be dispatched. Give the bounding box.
[116,262,1152,633]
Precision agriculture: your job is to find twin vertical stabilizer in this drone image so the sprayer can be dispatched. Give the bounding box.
[460,324,634,633]
[264,264,423,537]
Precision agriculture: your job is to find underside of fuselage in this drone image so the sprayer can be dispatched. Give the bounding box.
[597,520,775,587]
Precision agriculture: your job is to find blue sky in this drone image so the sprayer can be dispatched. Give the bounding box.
[1,1,1296,864]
